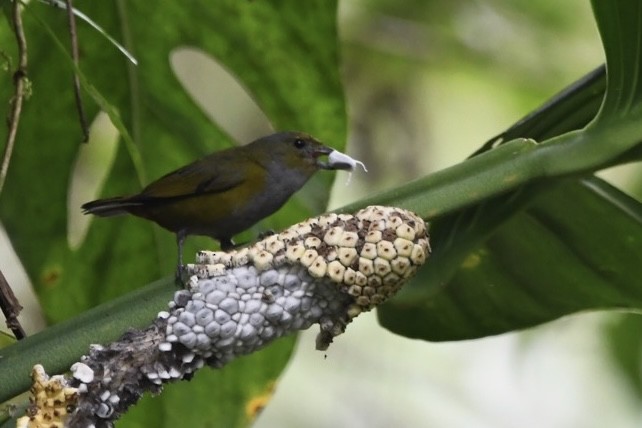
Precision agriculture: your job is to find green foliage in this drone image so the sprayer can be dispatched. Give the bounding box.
[604,314,642,401]
[374,0,642,341]
[380,177,642,340]
[0,0,345,425]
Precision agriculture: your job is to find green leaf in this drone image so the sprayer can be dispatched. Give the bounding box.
[537,0,642,175]
[375,0,642,340]
[0,278,296,427]
[590,0,642,120]
[125,341,293,427]
[471,65,606,155]
[3,0,641,423]
[0,279,174,402]
[604,314,642,402]
[379,177,642,340]
[0,0,345,425]
[375,67,607,340]
[0,0,346,316]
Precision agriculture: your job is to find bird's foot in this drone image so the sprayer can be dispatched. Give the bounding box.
[219,232,275,252]
[174,264,187,288]
[219,238,236,252]
[257,229,276,240]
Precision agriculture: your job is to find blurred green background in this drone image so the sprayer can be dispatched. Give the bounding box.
[256,1,641,427]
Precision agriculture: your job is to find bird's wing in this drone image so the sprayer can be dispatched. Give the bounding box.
[139,156,249,200]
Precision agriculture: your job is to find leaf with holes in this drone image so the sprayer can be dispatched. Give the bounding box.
[0,0,345,426]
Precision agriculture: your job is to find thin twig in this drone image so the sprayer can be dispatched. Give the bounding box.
[41,0,138,65]
[0,0,28,195]
[0,269,26,340]
[64,0,89,142]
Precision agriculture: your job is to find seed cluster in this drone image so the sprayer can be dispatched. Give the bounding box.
[18,206,429,428]
[162,263,353,371]
[16,366,77,428]
[191,205,428,315]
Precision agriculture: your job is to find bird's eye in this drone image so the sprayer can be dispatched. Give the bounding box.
[293,138,306,149]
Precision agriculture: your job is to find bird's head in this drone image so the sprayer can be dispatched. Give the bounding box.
[249,131,354,177]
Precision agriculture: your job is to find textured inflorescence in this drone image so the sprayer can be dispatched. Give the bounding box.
[16,366,77,428]
[18,206,429,428]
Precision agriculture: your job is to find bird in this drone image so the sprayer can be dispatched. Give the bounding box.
[81,131,350,276]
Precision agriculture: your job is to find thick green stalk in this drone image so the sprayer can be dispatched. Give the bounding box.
[0,279,174,403]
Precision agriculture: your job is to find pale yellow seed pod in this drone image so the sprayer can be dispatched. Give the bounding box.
[343,268,357,285]
[393,238,413,257]
[300,249,318,267]
[411,244,427,264]
[358,257,374,276]
[323,227,344,246]
[308,256,328,278]
[205,263,227,277]
[365,230,382,243]
[391,257,410,275]
[293,223,312,236]
[387,215,404,229]
[338,231,358,248]
[376,240,397,261]
[217,252,233,266]
[304,236,322,249]
[395,223,416,241]
[327,260,346,283]
[286,244,306,262]
[371,294,384,304]
[355,271,368,286]
[338,247,358,266]
[374,258,391,276]
[369,220,386,231]
[264,235,285,254]
[253,251,274,271]
[360,243,377,260]
[231,248,249,266]
[279,229,299,241]
[317,213,338,227]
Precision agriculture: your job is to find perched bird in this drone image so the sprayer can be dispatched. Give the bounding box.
[81,131,352,273]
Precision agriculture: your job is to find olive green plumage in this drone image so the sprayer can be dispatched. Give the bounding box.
[82,131,345,270]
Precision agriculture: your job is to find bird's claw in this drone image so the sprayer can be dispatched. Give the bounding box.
[174,264,187,288]
[257,229,276,240]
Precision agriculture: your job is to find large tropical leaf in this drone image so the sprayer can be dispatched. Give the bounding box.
[0,0,346,426]
[380,177,642,340]
[376,0,642,340]
[2,0,642,425]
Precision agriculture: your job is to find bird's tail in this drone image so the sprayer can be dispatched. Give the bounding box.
[81,196,143,217]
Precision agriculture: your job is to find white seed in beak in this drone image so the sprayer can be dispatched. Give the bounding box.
[327,150,368,185]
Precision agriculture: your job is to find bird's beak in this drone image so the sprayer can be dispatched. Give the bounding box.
[315,148,359,171]
[313,146,335,169]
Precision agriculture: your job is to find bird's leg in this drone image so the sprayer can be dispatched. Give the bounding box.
[175,231,187,286]
[219,238,235,252]
[257,229,276,240]
[221,232,275,250]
